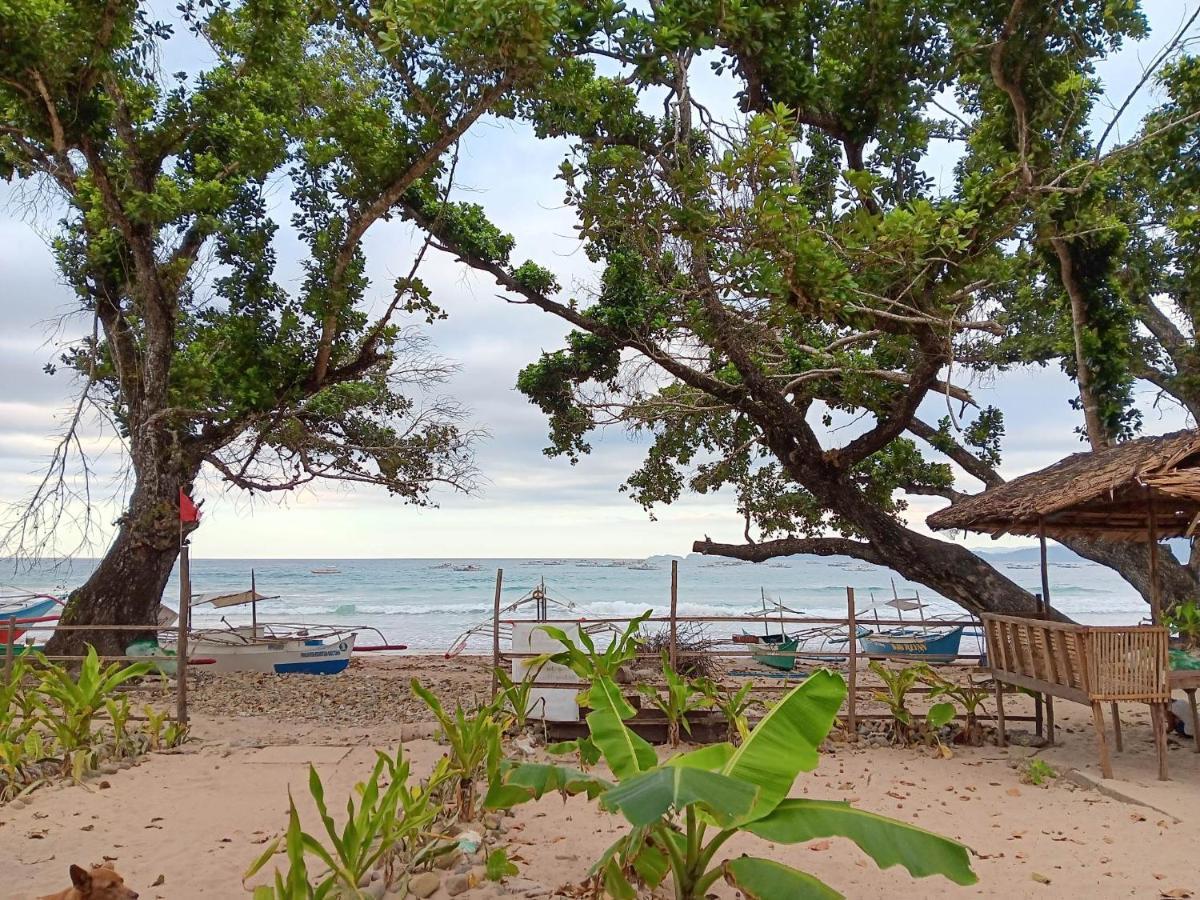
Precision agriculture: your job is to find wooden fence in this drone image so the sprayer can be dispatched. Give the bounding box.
[490,561,1039,735]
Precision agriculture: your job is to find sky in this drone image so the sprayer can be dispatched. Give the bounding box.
[0,2,1196,561]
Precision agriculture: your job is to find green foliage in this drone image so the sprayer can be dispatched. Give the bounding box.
[485,847,520,881]
[1020,759,1058,787]
[1164,600,1200,651]
[0,649,169,799]
[486,670,977,899]
[869,661,925,740]
[245,746,445,898]
[494,666,542,733]
[637,654,711,747]
[411,679,504,821]
[536,611,650,696]
[919,671,992,745]
[696,679,758,745]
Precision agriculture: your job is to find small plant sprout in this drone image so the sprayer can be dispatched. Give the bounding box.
[1021,759,1058,787]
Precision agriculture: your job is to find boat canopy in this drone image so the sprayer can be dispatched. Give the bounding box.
[860,597,927,613]
[191,589,274,609]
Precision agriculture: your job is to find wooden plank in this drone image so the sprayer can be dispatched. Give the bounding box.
[992,670,1090,706]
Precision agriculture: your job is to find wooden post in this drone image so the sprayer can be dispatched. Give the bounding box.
[1147,492,1162,624]
[1150,702,1169,781]
[491,568,503,696]
[250,568,258,639]
[847,587,857,741]
[1109,702,1122,752]
[4,616,15,680]
[669,560,679,672]
[994,682,1007,747]
[1186,688,1200,754]
[1037,523,1050,740]
[1038,521,1052,616]
[176,540,191,726]
[1091,701,1113,780]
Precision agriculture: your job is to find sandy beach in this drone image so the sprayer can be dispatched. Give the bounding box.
[4,656,1199,899]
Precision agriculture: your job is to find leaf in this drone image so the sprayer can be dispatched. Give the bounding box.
[667,742,735,772]
[723,670,845,819]
[485,847,519,881]
[600,765,757,827]
[585,695,656,781]
[927,702,956,729]
[723,856,842,899]
[483,762,609,810]
[744,799,977,885]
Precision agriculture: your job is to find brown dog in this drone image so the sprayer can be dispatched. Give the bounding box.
[38,862,139,900]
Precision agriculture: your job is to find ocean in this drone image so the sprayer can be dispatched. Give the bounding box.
[2,547,1156,652]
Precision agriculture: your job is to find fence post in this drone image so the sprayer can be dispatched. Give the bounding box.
[669,560,679,672]
[491,568,504,696]
[4,616,15,681]
[176,541,191,726]
[846,588,857,741]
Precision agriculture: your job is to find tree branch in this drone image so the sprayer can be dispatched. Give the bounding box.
[692,536,883,565]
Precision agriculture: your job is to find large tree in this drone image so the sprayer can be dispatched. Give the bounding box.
[403,1,1198,616]
[0,0,597,652]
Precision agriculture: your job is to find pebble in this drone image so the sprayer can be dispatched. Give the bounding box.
[407,871,440,898]
[445,873,471,896]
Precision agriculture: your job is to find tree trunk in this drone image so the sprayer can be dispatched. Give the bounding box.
[46,481,193,657]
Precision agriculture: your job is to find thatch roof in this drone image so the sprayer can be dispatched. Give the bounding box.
[926,429,1200,541]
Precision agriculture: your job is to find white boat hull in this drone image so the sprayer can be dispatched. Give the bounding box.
[191,631,356,675]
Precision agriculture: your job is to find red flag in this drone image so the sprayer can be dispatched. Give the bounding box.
[179,488,201,523]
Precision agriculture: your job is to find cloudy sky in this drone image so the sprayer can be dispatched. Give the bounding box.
[0,2,1195,560]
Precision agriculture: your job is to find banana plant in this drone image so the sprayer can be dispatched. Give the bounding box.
[536,610,652,687]
[919,670,990,746]
[868,661,928,743]
[696,679,758,745]
[638,654,711,747]
[411,679,504,821]
[485,670,977,899]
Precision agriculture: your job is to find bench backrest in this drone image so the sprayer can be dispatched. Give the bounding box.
[981,614,1168,704]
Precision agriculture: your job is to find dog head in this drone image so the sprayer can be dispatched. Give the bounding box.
[69,863,139,900]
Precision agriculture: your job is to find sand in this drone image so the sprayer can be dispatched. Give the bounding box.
[3,656,1199,899]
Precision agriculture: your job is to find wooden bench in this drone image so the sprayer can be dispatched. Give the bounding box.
[982,614,1170,780]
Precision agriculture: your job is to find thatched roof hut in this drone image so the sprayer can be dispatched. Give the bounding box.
[926,429,1200,542]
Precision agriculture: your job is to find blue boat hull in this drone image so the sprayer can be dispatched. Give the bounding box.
[859,625,964,661]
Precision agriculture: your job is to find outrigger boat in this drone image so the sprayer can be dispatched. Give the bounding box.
[0,591,63,652]
[856,586,973,662]
[157,572,401,675]
[735,591,868,671]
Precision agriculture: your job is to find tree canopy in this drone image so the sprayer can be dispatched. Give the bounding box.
[406,0,1200,613]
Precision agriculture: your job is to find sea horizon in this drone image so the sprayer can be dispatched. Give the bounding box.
[2,546,1158,653]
